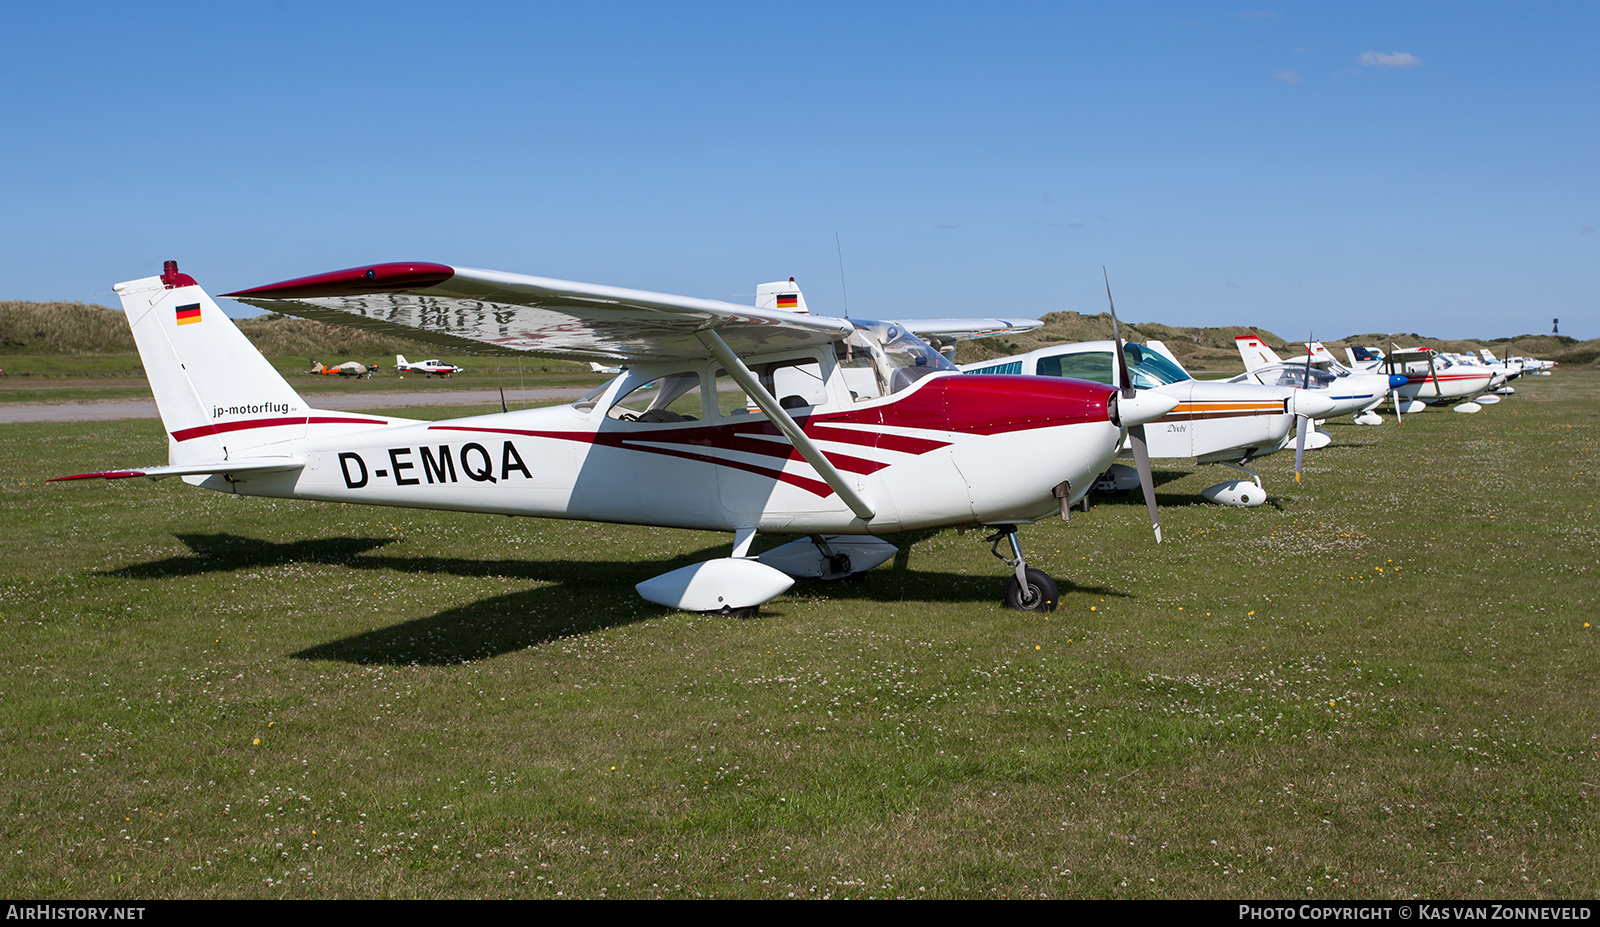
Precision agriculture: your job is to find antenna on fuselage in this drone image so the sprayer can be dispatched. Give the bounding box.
[835,232,851,319]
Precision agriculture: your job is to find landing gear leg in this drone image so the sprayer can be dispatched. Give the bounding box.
[1220,460,1263,489]
[809,536,855,581]
[985,525,1058,612]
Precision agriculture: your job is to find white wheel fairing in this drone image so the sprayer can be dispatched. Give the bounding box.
[635,558,796,612]
[1201,479,1266,507]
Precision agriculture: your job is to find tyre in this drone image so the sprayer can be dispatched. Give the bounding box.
[1003,568,1058,612]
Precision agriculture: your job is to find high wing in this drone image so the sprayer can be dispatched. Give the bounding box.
[225,263,854,364]
[898,318,1044,342]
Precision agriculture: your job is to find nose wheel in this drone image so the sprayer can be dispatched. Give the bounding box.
[986,525,1058,612]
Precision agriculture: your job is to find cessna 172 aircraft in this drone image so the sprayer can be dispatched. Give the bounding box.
[395,355,465,377]
[54,261,1180,615]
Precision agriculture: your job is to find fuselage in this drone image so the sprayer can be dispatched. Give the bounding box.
[212,365,1124,536]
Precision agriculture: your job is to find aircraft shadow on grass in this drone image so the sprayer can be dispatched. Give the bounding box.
[102,531,1132,666]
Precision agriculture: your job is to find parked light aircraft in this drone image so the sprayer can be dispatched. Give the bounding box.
[963,338,1340,506]
[54,261,1180,615]
[395,355,464,377]
[1232,336,1404,427]
[1343,345,1497,413]
[308,358,379,378]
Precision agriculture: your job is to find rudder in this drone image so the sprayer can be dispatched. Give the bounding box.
[116,261,313,466]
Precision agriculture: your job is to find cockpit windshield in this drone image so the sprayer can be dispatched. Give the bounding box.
[841,320,957,397]
[1270,366,1339,389]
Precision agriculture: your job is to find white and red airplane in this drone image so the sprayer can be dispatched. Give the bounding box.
[1342,344,1496,412]
[54,261,1180,615]
[394,354,465,377]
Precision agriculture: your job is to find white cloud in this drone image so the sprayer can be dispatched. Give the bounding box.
[1273,70,1303,84]
[1360,50,1423,69]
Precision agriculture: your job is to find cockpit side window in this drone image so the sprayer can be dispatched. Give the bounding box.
[607,372,705,423]
[1047,351,1116,385]
[711,352,834,419]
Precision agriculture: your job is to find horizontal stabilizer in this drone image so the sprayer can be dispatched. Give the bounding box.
[50,458,304,482]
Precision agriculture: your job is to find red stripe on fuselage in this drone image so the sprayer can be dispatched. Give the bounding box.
[170,415,390,443]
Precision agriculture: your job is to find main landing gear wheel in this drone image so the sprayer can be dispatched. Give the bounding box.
[1004,567,1058,613]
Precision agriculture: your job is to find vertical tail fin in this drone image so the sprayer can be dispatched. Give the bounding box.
[755,278,810,314]
[116,262,314,465]
[1235,334,1283,371]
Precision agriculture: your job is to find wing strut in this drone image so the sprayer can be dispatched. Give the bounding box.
[694,330,876,521]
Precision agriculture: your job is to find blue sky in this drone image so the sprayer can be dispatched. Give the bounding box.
[2,2,1594,339]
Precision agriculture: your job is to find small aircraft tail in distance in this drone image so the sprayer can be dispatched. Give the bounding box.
[1306,342,1338,365]
[1235,335,1284,372]
[755,278,809,314]
[1347,345,1384,367]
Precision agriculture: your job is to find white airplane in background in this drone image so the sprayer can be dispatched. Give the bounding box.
[1232,336,1406,427]
[1342,344,1497,413]
[55,261,1179,615]
[395,355,465,377]
[751,275,1045,358]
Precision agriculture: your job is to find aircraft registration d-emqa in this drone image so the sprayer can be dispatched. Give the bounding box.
[56,261,1179,615]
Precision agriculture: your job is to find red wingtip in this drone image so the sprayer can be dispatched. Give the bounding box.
[160,260,197,289]
[221,262,456,299]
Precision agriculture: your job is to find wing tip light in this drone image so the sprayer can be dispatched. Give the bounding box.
[221,262,456,300]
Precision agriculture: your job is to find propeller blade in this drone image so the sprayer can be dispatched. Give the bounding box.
[1103,269,1159,542]
[1103,267,1132,393]
[1294,413,1308,483]
[1129,424,1161,543]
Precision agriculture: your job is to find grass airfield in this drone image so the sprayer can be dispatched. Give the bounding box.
[0,371,1595,899]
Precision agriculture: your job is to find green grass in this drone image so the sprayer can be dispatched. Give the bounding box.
[0,373,1596,898]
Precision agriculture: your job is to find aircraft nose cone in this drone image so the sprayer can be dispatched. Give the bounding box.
[1291,389,1340,419]
[1389,374,1410,389]
[1113,390,1181,428]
